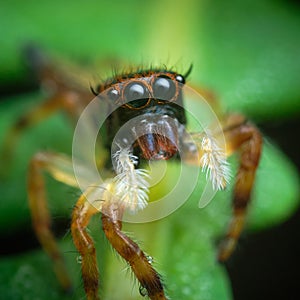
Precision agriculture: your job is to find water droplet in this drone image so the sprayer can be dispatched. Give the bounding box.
[139,285,148,297]
[146,255,153,264]
[76,255,82,264]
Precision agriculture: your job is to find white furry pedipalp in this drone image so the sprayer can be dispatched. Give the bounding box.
[200,132,231,190]
[112,147,150,212]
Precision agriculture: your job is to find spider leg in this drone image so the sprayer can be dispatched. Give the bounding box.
[1,90,86,175]
[71,190,101,300]
[181,113,262,261]
[1,47,95,175]
[218,114,263,261]
[28,151,89,293]
[102,203,167,300]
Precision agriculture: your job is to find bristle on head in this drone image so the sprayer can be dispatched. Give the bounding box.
[92,63,191,94]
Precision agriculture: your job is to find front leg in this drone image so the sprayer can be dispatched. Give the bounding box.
[71,190,101,300]
[102,203,167,300]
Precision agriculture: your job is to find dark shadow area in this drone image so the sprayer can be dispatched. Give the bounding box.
[226,117,300,300]
[0,218,70,256]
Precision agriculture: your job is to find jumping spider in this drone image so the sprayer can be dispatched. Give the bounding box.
[2,48,262,300]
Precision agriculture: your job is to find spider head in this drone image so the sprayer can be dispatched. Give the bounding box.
[99,70,188,161]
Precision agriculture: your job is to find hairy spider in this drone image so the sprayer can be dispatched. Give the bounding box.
[2,48,262,300]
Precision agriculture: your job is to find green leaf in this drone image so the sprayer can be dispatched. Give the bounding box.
[1,0,300,299]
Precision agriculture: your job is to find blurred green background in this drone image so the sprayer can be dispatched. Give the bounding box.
[0,0,299,299]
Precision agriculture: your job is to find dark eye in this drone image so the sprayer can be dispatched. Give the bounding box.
[175,74,185,84]
[153,76,176,101]
[108,88,119,101]
[124,82,149,108]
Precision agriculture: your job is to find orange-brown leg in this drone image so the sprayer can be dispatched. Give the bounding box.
[28,151,103,298]
[218,116,263,261]
[71,193,100,300]
[0,91,85,175]
[28,152,75,292]
[102,203,167,300]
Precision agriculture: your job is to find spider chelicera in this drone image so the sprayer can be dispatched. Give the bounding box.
[2,48,262,300]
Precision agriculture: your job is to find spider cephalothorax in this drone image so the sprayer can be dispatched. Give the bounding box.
[93,70,188,162]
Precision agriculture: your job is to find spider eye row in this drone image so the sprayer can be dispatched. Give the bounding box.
[106,73,185,109]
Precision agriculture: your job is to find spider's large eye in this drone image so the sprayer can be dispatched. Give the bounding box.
[124,82,149,108]
[153,76,176,101]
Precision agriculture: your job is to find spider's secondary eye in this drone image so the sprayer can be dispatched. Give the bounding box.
[108,88,119,101]
[124,82,149,108]
[175,74,185,84]
[153,76,176,101]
